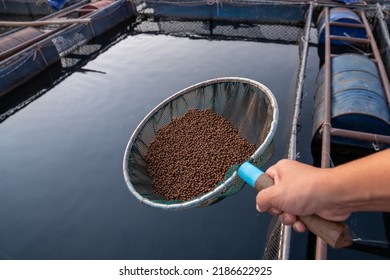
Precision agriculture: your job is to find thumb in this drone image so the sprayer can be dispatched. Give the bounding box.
[256,165,278,213]
[256,187,275,213]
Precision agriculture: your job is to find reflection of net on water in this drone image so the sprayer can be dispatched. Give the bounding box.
[60,43,102,68]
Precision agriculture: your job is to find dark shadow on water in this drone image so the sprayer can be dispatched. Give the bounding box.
[310,140,390,259]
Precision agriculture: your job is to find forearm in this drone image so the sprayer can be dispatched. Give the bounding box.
[328,149,390,213]
[258,150,390,224]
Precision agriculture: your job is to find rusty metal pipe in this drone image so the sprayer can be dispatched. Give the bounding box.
[317,6,331,261]
[329,35,371,44]
[329,21,365,29]
[331,128,390,145]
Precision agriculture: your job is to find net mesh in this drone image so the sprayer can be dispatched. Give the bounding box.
[262,217,283,260]
[123,77,278,210]
[132,17,308,44]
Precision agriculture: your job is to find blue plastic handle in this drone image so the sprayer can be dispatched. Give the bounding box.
[237,162,264,188]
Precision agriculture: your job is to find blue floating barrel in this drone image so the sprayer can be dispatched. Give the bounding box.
[317,7,367,45]
[312,53,390,148]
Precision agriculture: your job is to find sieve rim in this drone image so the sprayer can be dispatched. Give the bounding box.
[123,77,279,210]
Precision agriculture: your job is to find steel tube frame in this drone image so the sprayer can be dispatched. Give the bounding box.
[316,4,390,260]
[317,6,331,261]
[282,0,314,261]
[331,128,390,144]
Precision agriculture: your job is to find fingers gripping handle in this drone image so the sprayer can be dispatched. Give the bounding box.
[238,162,353,249]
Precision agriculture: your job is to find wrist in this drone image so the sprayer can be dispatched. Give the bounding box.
[316,168,355,215]
[327,164,370,213]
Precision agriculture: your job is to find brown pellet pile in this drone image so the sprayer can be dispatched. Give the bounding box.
[145,109,255,201]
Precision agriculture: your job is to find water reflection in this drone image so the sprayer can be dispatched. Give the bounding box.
[0,17,387,260]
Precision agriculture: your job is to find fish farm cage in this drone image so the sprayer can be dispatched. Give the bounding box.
[1,0,390,260]
[0,0,137,96]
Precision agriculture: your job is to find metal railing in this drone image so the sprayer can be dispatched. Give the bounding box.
[315,4,390,260]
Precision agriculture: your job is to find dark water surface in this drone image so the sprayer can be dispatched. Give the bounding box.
[1,19,388,260]
[0,21,301,259]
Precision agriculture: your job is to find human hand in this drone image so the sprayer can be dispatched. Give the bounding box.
[255,159,351,233]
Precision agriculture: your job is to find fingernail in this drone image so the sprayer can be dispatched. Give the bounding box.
[256,204,263,212]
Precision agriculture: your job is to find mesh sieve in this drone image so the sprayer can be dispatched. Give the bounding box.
[123,77,278,210]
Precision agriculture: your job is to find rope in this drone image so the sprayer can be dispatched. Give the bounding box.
[206,0,223,6]
[35,46,50,66]
[35,0,48,5]
[206,0,223,16]
[320,121,332,132]
[323,150,335,168]
[0,18,91,27]
[88,21,96,39]
[372,134,380,151]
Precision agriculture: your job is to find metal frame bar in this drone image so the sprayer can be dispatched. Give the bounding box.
[329,21,365,28]
[331,128,390,143]
[281,0,314,261]
[317,5,332,261]
[316,3,390,260]
[329,35,371,44]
